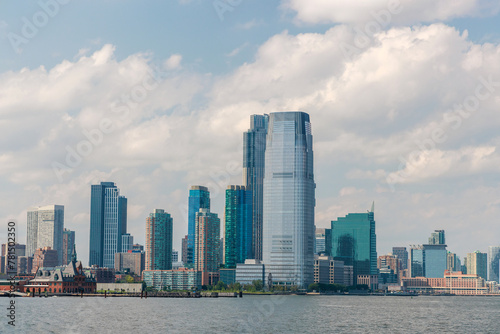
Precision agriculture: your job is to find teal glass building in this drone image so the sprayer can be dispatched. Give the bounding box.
[224,185,253,268]
[331,206,377,284]
[410,244,447,278]
[243,114,268,261]
[187,186,210,267]
[145,209,173,271]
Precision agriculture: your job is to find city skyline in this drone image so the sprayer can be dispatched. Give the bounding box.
[1,2,500,266]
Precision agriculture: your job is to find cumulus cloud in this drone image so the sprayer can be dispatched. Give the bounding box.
[2,22,500,261]
[283,0,500,25]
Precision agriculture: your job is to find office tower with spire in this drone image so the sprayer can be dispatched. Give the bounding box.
[187,186,210,267]
[331,203,377,284]
[224,185,253,268]
[27,205,64,265]
[262,112,315,288]
[243,114,268,261]
[145,209,173,271]
[89,182,127,268]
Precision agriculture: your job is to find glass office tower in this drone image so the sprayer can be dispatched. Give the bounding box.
[243,114,268,261]
[262,111,315,288]
[488,246,500,282]
[331,207,377,284]
[145,209,173,271]
[187,186,210,267]
[89,182,127,268]
[224,185,253,268]
[27,205,64,265]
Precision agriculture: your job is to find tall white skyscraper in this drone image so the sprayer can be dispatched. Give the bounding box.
[26,205,64,265]
[262,111,315,288]
[488,246,500,282]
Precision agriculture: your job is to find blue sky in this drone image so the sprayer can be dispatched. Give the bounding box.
[1,0,500,264]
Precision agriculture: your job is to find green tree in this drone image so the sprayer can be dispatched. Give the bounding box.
[125,275,135,283]
[252,280,263,291]
[214,281,228,291]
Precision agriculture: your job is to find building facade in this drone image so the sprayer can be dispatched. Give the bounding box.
[187,186,210,267]
[447,252,461,272]
[32,247,58,273]
[392,247,408,270]
[145,209,173,271]
[195,209,220,286]
[331,207,377,285]
[121,233,133,253]
[62,228,75,265]
[143,269,202,291]
[488,246,500,282]
[235,259,265,286]
[466,251,488,280]
[402,271,491,295]
[262,111,315,288]
[1,243,26,274]
[243,114,268,261]
[224,185,253,268]
[313,255,345,285]
[27,205,64,265]
[428,230,445,245]
[114,251,145,275]
[89,182,127,268]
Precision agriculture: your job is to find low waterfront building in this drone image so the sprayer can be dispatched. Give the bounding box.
[142,268,201,291]
[236,259,265,286]
[357,275,379,290]
[97,283,143,293]
[313,255,345,285]
[402,271,494,295]
[219,268,236,285]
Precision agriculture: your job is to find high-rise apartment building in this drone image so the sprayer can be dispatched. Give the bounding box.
[62,228,75,265]
[89,182,127,268]
[243,114,268,261]
[392,247,408,270]
[466,251,487,280]
[428,230,445,245]
[187,186,210,267]
[195,208,220,286]
[488,246,500,282]
[331,206,377,285]
[181,235,188,264]
[145,209,173,271]
[224,185,253,268]
[27,205,64,265]
[447,252,461,272]
[262,112,315,288]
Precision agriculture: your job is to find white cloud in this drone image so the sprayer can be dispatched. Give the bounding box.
[282,0,500,25]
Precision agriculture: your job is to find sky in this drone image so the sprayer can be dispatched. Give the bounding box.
[1,0,500,265]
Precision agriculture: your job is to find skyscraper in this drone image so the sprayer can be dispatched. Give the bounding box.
[195,208,220,286]
[409,244,447,278]
[224,185,253,268]
[447,252,461,272]
[187,186,210,267]
[89,182,127,268]
[62,228,75,265]
[262,111,315,288]
[27,205,64,265]
[181,235,188,264]
[331,206,377,284]
[392,247,408,270]
[243,114,268,261]
[428,230,445,245]
[466,251,487,280]
[145,209,173,271]
[488,246,500,282]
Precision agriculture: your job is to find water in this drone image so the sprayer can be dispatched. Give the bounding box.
[2,295,499,333]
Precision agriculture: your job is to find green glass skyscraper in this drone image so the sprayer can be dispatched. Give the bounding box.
[145,209,173,271]
[224,185,253,268]
[187,186,210,267]
[331,204,377,284]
